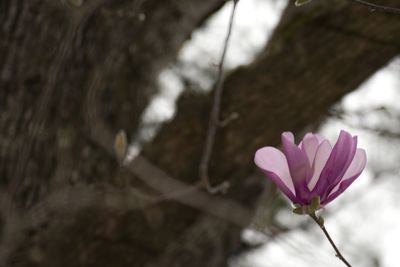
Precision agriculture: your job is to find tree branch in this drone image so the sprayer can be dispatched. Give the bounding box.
[84,106,253,227]
[199,0,239,193]
[130,155,252,226]
[347,0,400,14]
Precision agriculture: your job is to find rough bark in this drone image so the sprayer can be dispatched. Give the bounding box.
[1,0,400,266]
[0,0,226,266]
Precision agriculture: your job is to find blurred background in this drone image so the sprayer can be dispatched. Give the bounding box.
[1,0,400,266]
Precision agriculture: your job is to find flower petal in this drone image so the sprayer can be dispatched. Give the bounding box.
[282,132,311,203]
[282,131,295,143]
[311,130,357,201]
[301,134,319,168]
[323,148,367,204]
[313,133,327,144]
[307,140,332,191]
[341,148,367,181]
[300,133,326,146]
[326,136,358,191]
[254,147,297,202]
[298,132,312,148]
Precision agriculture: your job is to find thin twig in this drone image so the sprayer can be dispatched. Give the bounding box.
[309,213,352,267]
[348,0,400,14]
[198,0,239,193]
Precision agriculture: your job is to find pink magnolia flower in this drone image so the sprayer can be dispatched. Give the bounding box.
[254,130,366,206]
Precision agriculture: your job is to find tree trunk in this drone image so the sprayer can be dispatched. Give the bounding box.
[0,0,225,266]
[1,0,400,266]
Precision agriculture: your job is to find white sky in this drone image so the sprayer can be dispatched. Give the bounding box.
[146,0,288,121]
[134,1,400,266]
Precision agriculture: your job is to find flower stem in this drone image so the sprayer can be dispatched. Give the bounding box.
[309,213,352,267]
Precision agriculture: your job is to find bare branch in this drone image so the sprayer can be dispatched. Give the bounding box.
[130,155,252,227]
[347,0,400,14]
[84,98,253,227]
[199,0,239,193]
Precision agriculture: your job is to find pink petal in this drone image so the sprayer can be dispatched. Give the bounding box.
[301,134,319,168]
[342,148,367,180]
[282,132,311,203]
[307,140,332,191]
[300,132,327,146]
[298,133,313,148]
[327,136,358,190]
[323,148,367,204]
[302,132,314,140]
[313,133,327,144]
[311,130,357,200]
[282,131,295,143]
[254,147,297,202]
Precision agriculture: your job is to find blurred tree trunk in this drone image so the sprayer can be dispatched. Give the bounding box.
[0,0,226,266]
[1,0,400,267]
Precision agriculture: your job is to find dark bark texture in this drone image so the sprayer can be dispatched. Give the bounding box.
[1,0,400,266]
